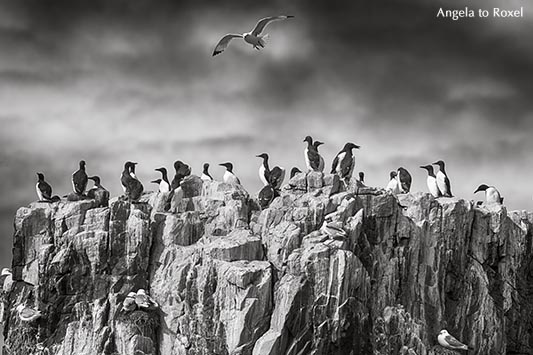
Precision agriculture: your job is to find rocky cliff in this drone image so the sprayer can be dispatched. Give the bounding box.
[1,172,532,355]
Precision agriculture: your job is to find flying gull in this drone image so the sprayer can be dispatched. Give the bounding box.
[213,15,294,56]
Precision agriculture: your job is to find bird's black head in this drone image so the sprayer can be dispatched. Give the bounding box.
[290,167,302,178]
[420,164,434,173]
[433,160,445,168]
[358,171,365,181]
[155,167,167,174]
[389,171,397,179]
[124,161,136,169]
[303,136,313,144]
[151,179,162,184]
[88,176,101,184]
[313,141,324,148]
[173,160,184,170]
[203,163,210,170]
[36,172,45,181]
[474,184,490,194]
[79,160,86,169]
[219,162,233,171]
[343,142,361,151]
[256,153,269,161]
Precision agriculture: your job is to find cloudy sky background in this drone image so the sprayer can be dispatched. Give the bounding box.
[0,0,532,269]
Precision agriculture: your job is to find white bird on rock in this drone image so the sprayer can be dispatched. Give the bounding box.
[212,15,294,56]
[438,329,470,351]
[16,304,42,322]
[1,268,13,293]
[135,289,159,310]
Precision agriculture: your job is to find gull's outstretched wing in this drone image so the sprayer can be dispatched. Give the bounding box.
[213,34,243,56]
[251,15,294,36]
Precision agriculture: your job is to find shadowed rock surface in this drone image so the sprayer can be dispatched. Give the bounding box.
[1,172,532,355]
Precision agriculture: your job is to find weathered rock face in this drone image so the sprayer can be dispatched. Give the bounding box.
[1,173,532,355]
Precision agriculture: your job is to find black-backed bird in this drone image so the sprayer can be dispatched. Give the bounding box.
[358,172,365,184]
[303,136,321,172]
[212,15,294,56]
[36,172,53,202]
[397,167,412,193]
[420,165,440,197]
[385,171,400,194]
[290,167,302,179]
[219,162,241,185]
[474,184,503,205]
[171,161,191,190]
[256,153,271,186]
[72,160,88,195]
[201,163,213,182]
[313,140,325,172]
[154,167,171,193]
[331,142,360,182]
[433,160,453,197]
[87,176,110,207]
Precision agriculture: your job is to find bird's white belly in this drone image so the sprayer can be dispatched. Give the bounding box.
[259,165,268,186]
[486,187,501,204]
[304,149,312,171]
[159,180,170,193]
[36,183,43,201]
[427,176,439,197]
[436,172,447,195]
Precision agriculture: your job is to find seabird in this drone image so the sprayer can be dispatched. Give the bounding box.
[290,167,302,179]
[258,185,276,209]
[219,162,241,185]
[16,304,42,322]
[420,165,440,197]
[1,268,13,293]
[121,162,136,193]
[270,166,286,190]
[154,167,171,193]
[313,141,325,172]
[201,163,213,182]
[256,153,271,186]
[438,329,469,351]
[303,136,321,172]
[35,173,53,202]
[385,171,400,194]
[433,160,453,197]
[397,167,412,193]
[72,160,88,195]
[212,15,294,56]
[121,161,144,202]
[358,172,365,184]
[474,184,504,205]
[171,161,191,190]
[331,142,361,182]
[87,176,110,207]
[122,292,137,312]
[135,289,159,310]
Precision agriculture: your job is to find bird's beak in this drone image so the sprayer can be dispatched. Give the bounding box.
[432,162,438,165]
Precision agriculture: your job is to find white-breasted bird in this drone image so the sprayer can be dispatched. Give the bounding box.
[212,15,294,56]
[433,160,453,197]
[154,167,171,193]
[72,160,88,195]
[474,184,504,205]
[331,142,361,182]
[219,162,241,185]
[386,171,400,195]
[122,292,138,312]
[420,165,440,197]
[135,289,159,310]
[36,172,53,202]
[201,163,213,182]
[437,329,469,351]
[16,304,42,322]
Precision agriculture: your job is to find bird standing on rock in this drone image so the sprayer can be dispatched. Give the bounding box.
[72,160,88,195]
[16,304,42,322]
[397,167,412,193]
[303,136,321,172]
[438,329,470,351]
[35,172,53,202]
[331,142,360,183]
[213,15,294,56]
[420,165,440,197]
[433,160,453,197]
[201,163,213,182]
[219,162,241,185]
[121,161,143,202]
[257,153,285,189]
[87,176,109,207]
[474,184,504,205]
[154,167,171,193]
[171,161,191,190]
[385,171,400,195]
[313,141,325,172]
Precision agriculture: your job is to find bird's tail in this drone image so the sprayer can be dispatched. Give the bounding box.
[259,33,269,47]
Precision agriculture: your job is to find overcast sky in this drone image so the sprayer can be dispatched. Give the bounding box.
[0,0,532,269]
